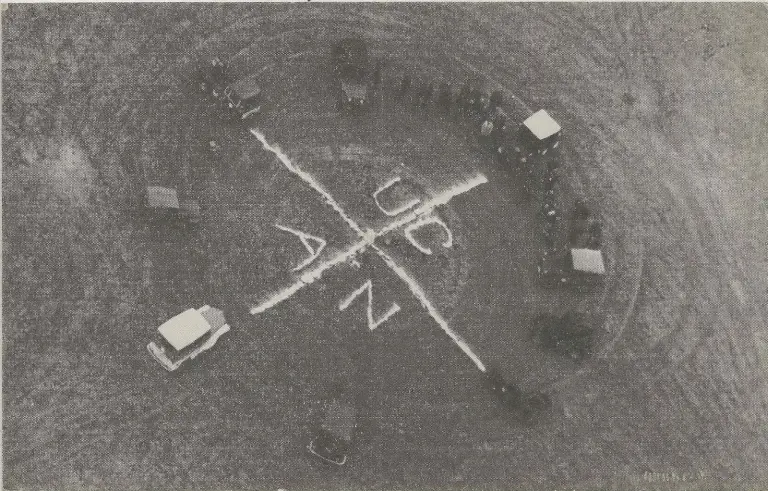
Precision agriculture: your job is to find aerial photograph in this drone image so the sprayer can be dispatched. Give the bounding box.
[2,3,767,490]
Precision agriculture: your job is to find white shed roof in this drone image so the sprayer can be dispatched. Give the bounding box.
[524,109,561,140]
[158,308,212,351]
[570,248,606,275]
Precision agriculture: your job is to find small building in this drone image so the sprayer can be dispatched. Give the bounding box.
[513,109,563,183]
[568,200,603,249]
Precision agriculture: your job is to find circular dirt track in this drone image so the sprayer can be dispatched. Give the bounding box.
[3,4,768,490]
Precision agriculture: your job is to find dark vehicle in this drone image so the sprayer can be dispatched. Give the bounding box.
[489,90,504,110]
[456,82,471,111]
[371,60,383,90]
[307,398,357,466]
[543,172,558,193]
[467,88,482,114]
[532,311,596,360]
[331,38,370,108]
[484,367,552,420]
[491,107,508,131]
[437,82,452,109]
[195,57,264,121]
[223,73,263,121]
[568,199,602,249]
[178,199,201,225]
[538,246,571,287]
[398,74,412,98]
[143,186,200,225]
[197,57,228,96]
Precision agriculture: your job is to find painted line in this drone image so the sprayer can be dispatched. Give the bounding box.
[249,174,483,313]
[274,223,327,271]
[252,128,486,241]
[249,172,488,367]
[376,174,489,237]
[250,239,369,315]
[404,215,453,255]
[250,129,365,235]
[371,244,486,373]
[373,176,421,217]
[249,281,306,315]
[249,129,489,372]
[339,279,401,331]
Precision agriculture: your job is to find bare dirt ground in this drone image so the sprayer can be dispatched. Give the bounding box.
[3,4,767,490]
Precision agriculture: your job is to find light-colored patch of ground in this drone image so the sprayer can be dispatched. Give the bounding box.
[43,140,96,205]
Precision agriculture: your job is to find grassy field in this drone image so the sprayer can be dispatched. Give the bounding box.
[3,4,768,490]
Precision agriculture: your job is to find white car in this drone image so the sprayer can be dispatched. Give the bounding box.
[147,305,230,371]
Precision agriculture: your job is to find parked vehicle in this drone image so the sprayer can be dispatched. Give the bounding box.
[307,397,357,466]
[339,81,368,108]
[197,57,228,96]
[143,186,200,224]
[224,73,263,120]
[331,37,370,109]
[484,366,552,420]
[195,57,263,121]
[568,200,603,249]
[147,305,230,371]
[532,311,595,360]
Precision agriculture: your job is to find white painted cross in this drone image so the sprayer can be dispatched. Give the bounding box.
[249,129,488,372]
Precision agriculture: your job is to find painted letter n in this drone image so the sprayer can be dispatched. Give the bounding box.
[339,279,400,330]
